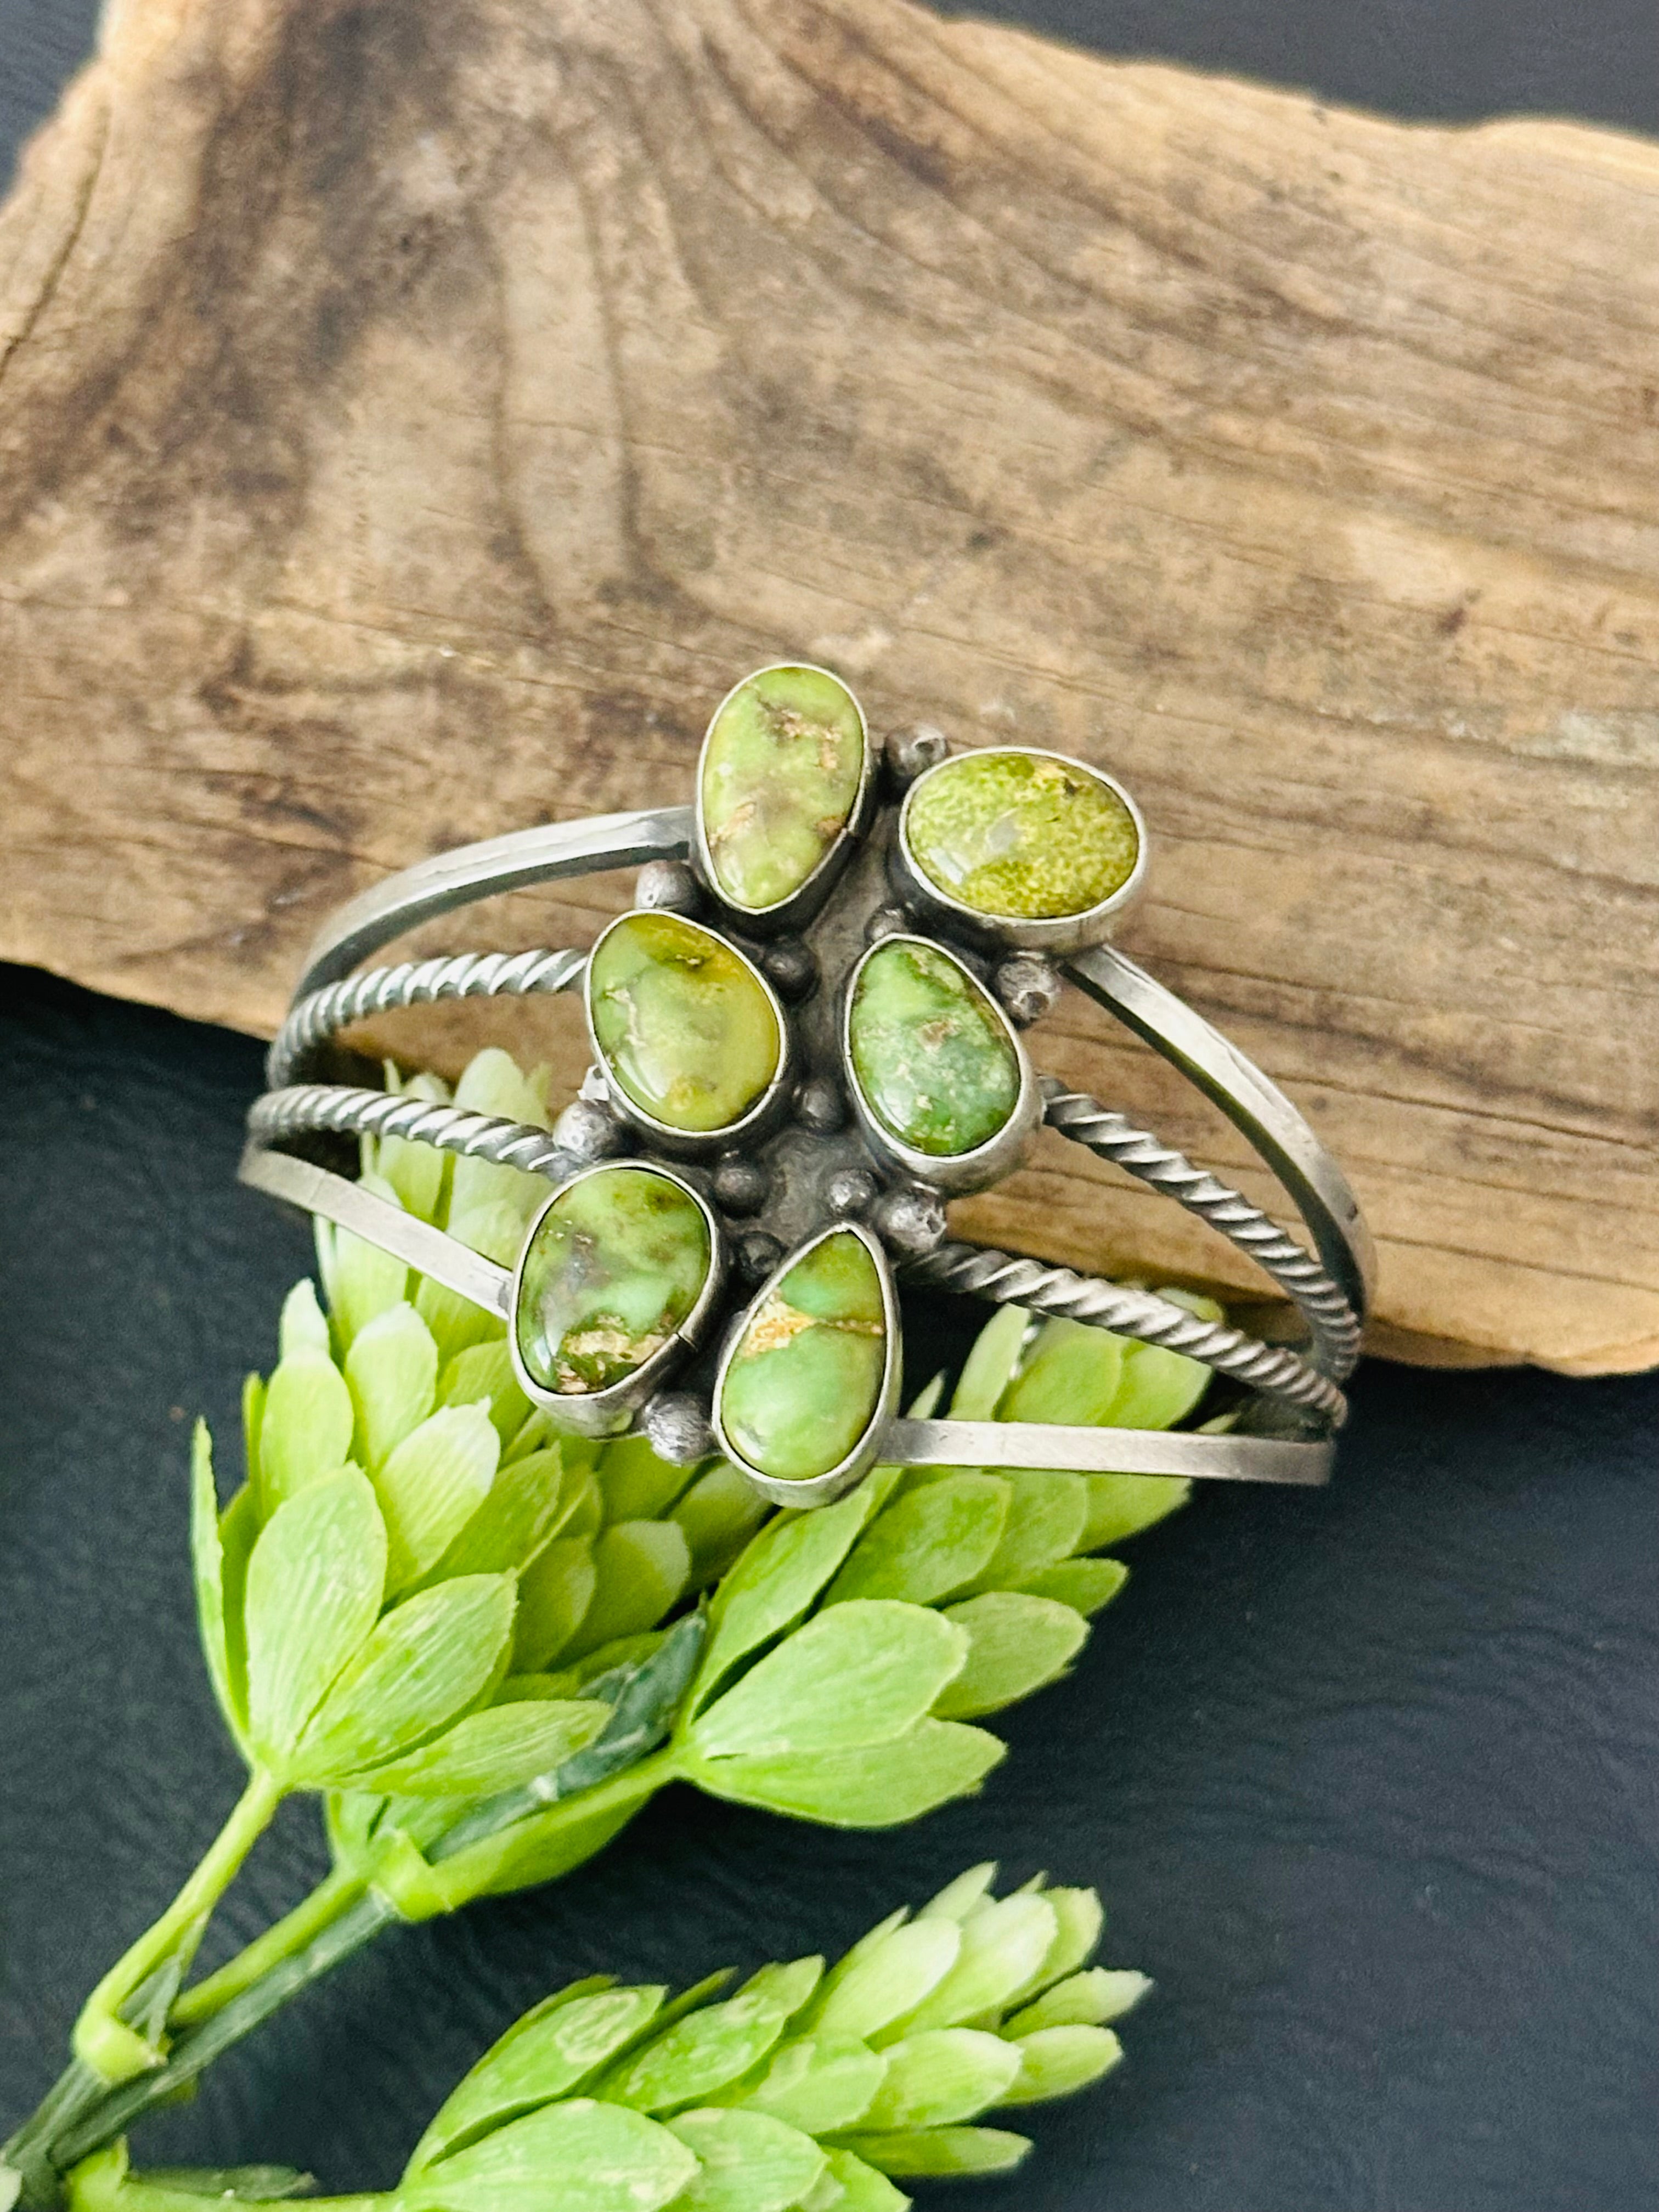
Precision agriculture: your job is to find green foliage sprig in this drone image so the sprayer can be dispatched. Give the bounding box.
[64,1865,1147,2212]
[2,1048,1201,2207]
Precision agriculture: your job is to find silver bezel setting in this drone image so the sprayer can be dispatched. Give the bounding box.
[693,661,879,934]
[842,933,1041,1197]
[710,1220,902,1507]
[584,907,794,1158]
[894,745,1150,956]
[507,1159,727,1439]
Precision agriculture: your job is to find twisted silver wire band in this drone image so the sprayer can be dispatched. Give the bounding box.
[246,1084,1343,1422]
[907,1239,1346,1423]
[248,1085,582,1182]
[266,947,589,1090]
[1038,1077,1361,1383]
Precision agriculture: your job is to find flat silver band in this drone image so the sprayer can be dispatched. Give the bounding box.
[240,1143,1332,1486]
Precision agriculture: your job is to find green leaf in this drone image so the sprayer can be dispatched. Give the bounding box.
[882,1896,1057,2039]
[692,1719,1002,1829]
[399,2097,697,2212]
[690,1486,884,1719]
[1006,1968,1150,2035]
[216,1483,260,1736]
[139,2167,315,2200]
[996,1316,1125,1428]
[407,1984,663,2172]
[336,1699,609,1796]
[672,1462,772,1583]
[242,1468,386,1768]
[998,2024,1122,2105]
[373,1403,501,1595]
[291,1573,515,1785]
[959,1471,1087,1595]
[729,2036,887,2134]
[837,2126,1028,2179]
[278,1279,331,1358]
[805,1922,960,2043]
[1018,1886,1102,2000]
[319,1173,411,1344]
[419,1447,569,1588]
[190,1424,242,1743]
[379,1074,452,1223]
[949,1306,1030,1420]
[1110,1334,1214,1430]
[597,1987,795,2114]
[689,1604,968,1763]
[1016,1558,1128,1616]
[597,1435,698,1524]
[809,2148,909,2211]
[856,2029,1021,2130]
[447,1051,554,1223]
[825,1477,1009,1608]
[346,1302,439,1470]
[1076,1472,1189,1551]
[433,1339,527,1446]
[933,1594,1087,1719]
[512,1538,597,1673]
[916,1865,997,1923]
[665,2108,826,2212]
[563,1520,691,1662]
[256,1346,356,1517]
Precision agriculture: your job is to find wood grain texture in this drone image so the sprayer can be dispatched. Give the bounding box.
[1,0,1656,1371]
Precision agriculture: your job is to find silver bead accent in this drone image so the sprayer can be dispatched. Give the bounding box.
[994,952,1064,1028]
[795,1076,846,1133]
[578,1062,611,1105]
[736,1229,785,1284]
[826,1166,879,1218]
[713,1153,769,1217]
[872,1184,947,1257]
[634,859,703,914]
[885,723,950,787]
[864,902,912,945]
[758,938,818,1000]
[552,1097,625,1162]
[640,1390,714,1465]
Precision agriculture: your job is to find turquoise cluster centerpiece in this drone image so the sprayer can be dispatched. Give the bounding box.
[511,662,1145,1499]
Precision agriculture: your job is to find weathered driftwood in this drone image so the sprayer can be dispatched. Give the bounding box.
[1,0,1656,1371]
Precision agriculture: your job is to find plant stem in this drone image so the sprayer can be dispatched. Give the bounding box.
[71,1771,284,2086]
[169,1869,366,2029]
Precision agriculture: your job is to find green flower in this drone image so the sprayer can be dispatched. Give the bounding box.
[64,1869,1147,2212]
[3,1048,1200,2205]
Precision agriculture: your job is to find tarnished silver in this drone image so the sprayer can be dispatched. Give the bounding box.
[551,1097,627,1163]
[267,945,588,1090]
[640,1391,716,1466]
[249,1084,581,1182]
[842,932,1042,1197]
[1039,1077,1363,1383]
[893,748,1151,957]
[712,1221,903,1506]
[506,1163,727,1439]
[883,723,950,786]
[883,1419,1330,1486]
[633,858,703,914]
[994,951,1064,1028]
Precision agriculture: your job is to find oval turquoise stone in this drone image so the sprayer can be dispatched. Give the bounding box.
[719,1231,889,1483]
[849,938,1020,1158]
[589,911,782,1135]
[905,749,1139,921]
[516,1166,711,1397]
[699,664,867,911]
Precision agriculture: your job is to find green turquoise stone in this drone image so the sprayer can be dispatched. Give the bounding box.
[699,664,866,911]
[719,1231,889,1483]
[849,939,1020,1158]
[589,911,782,1135]
[905,749,1139,921]
[515,1166,711,1396]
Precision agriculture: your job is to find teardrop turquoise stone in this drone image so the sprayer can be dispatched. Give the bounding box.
[699,664,866,911]
[589,911,782,1135]
[905,749,1139,921]
[849,938,1020,1158]
[719,1231,889,1482]
[516,1166,711,1396]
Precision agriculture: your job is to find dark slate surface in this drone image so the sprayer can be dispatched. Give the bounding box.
[2,5,1657,2208]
